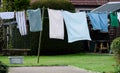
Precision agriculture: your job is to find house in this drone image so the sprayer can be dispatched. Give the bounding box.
[70,0,120,12]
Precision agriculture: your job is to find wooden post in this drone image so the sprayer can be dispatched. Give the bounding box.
[37,7,45,63]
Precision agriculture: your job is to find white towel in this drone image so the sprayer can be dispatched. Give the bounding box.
[0,12,14,19]
[117,12,120,22]
[62,11,91,43]
[48,9,64,40]
[16,11,27,35]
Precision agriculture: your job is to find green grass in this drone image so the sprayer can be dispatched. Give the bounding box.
[0,53,116,72]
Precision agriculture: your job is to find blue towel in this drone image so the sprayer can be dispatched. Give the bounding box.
[88,12,108,32]
[27,8,42,32]
[87,13,101,30]
[62,11,91,43]
[99,13,108,32]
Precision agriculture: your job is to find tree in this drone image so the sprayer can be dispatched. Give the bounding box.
[2,0,30,11]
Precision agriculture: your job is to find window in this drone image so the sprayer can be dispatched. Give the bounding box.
[79,10,91,12]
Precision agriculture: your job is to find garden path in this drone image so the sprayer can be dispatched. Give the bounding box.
[9,66,95,73]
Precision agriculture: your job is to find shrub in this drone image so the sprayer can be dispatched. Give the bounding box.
[13,0,30,11]
[30,0,74,11]
[111,37,120,64]
[2,0,30,11]
[0,61,9,73]
[110,37,120,73]
[113,64,120,73]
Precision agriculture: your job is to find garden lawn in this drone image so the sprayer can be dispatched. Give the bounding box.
[0,53,116,72]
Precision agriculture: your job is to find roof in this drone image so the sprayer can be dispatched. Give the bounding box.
[70,0,120,5]
[30,0,120,6]
[70,0,107,5]
[91,2,120,13]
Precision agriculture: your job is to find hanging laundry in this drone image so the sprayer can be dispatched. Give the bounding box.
[27,8,42,32]
[98,13,108,32]
[87,13,101,30]
[0,12,14,19]
[117,12,120,22]
[16,11,27,35]
[62,11,91,43]
[110,13,119,27]
[48,9,64,40]
[87,12,108,32]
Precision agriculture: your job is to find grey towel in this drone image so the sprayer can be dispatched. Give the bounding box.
[27,8,42,32]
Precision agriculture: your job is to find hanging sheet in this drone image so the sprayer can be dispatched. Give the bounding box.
[16,11,27,35]
[88,12,108,32]
[87,13,101,30]
[110,13,119,27]
[27,8,42,32]
[48,9,64,40]
[98,13,108,32]
[62,11,91,43]
[0,12,14,19]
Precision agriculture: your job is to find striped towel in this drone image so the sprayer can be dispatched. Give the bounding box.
[16,11,27,35]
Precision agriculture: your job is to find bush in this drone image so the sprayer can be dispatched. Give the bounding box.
[30,0,74,11]
[2,0,30,11]
[0,61,9,73]
[113,64,120,73]
[110,37,120,73]
[13,0,30,11]
[111,37,120,64]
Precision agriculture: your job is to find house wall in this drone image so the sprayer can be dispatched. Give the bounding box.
[70,0,120,12]
[70,0,108,5]
[70,0,120,5]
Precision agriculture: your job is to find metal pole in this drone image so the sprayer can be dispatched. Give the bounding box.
[37,7,45,63]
